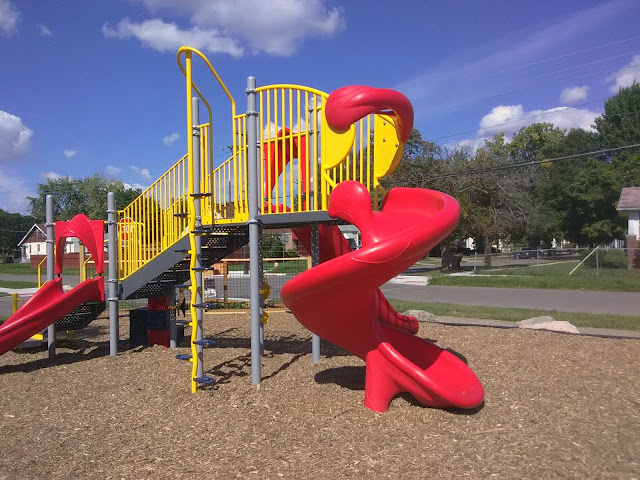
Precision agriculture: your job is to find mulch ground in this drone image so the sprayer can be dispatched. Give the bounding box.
[1,311,638,479]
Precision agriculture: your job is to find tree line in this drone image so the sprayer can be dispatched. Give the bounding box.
[0,175,140,259]
[383,83,640,266]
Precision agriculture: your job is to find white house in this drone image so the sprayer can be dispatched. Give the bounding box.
[17,224,80,263]
[617,187,640,269]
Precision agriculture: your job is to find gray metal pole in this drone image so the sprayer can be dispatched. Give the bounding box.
[310,225,321,363]
[192,97,205,378]
[45,195,55,357]
[169,290,177,348]
[247,76,263,385]
[107,192,119,356]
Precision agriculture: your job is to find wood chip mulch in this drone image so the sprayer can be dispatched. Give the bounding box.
[1,311,638,479]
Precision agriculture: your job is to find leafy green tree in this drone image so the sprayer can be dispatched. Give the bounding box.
[28,174,141,221]
[594,81,640,186]
[0,209,35,258]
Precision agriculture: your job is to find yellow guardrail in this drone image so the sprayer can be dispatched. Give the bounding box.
[256,85,402,213]
[37,256,47,288]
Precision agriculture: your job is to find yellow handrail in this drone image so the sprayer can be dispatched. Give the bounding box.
[37,256,47,288]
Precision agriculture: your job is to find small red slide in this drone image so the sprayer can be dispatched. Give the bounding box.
[0,214,105,356]
[282,181,484,412]
[0,277,104,356]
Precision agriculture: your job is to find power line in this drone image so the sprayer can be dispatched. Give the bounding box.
[487,34,640,76]
[385,143,640,186]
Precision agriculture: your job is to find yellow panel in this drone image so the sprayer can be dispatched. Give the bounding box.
[373,114,404,180]
[321,114,356,170]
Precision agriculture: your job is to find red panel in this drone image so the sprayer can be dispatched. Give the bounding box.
[55,215,105,274]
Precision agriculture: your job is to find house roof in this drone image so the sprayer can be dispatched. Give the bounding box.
[617,187,640,211]
[16,224,46,247]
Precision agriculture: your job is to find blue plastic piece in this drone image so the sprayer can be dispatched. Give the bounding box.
[175,353,192,361]
[193,375,216,385]
[193,339,215,346]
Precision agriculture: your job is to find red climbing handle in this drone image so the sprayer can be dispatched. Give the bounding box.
[325,86,414,143]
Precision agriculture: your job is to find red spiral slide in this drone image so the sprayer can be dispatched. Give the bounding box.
[281,86,484,412]
[0,215,105,356]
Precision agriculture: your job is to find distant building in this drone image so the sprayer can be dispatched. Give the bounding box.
[17,224,80,264]
[616,187,640,269]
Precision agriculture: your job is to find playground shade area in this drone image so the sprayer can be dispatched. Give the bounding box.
[1,312,638,478]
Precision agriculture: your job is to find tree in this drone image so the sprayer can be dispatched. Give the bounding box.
[0,209,35,258]
[28,174,141,221]
[594,81,640,187]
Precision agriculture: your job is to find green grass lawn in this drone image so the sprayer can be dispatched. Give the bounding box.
[0,262,80,277]
[388,299,640,331]
[0,279,39,289]
[423,261,640,292]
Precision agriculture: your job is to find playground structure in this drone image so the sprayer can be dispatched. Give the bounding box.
[0,47,483,412]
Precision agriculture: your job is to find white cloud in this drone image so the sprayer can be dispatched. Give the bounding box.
[0,0,19,36]
[447,103,599,153]
[63,149,78,158]
[0,167,33,213]
[105,165,122,177]
[163,132,179,146]
[37,24,52,36]
[104,0,344,57]
[130,165,152,180]
[607,54,640,93]
[102,18,244,57]
[123,182,147,191]
[560,86,589,105]
[41,171,63,180]
[0,110,33,161]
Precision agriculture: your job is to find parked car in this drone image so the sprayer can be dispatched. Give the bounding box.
[513,247,539,259]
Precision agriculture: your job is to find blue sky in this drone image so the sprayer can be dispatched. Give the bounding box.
[1,0,640,214]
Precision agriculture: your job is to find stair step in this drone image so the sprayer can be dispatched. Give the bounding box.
[175,353,192,361]
[174,249,190,254]
[190,192,212,198]
[173,212,188,217]
[193,339,215,347]
[176,319,190,325]
[193,375,216,385]
[192,266,214,272]
[174,284,189,289]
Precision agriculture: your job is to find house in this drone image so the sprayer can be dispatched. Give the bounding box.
[616,187,640,269]
[17,224,80,265]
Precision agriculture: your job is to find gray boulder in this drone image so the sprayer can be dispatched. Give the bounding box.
[516,316,580,334]
[403,310,437,323]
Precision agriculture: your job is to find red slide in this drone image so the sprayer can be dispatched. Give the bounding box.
[282,181,484,412]
[0,278,104,356]
[281,85,483,412]
[0,214,105,356]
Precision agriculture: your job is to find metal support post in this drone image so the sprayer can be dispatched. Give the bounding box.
[247,76,263,385]
[169,289,178,348]
[192,97,205,379]
[107,192,119,356]
[45,195,55,357]
[311,225,321,364]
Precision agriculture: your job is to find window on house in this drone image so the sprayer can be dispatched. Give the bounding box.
[37,244,41,253]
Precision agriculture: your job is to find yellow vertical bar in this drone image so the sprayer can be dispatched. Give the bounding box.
[259,94,265,215]
[359,119,363,184]
[288,89,294,212]
[266,92,272,214]
[304,92,310,211]
[296,89,302,211]
[273,89,280,213]
[367,115,371,192]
